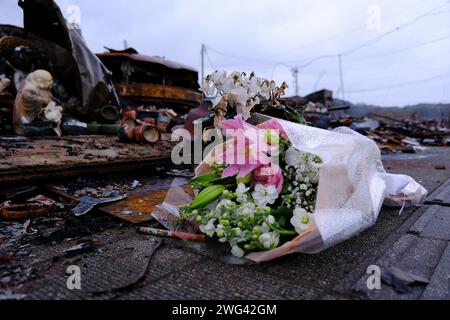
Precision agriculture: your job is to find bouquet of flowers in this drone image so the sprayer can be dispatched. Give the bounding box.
[180,114,322,258]
[176,71,427,262]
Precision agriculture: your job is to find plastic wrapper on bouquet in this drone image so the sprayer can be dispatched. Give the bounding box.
[245,115,426,262]
[156,113,427,263]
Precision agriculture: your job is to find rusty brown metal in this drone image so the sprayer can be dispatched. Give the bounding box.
[99,180,195,225]
[99,183,168,224]
[96,52,198,73]
[115,83,202,106]
[0,203,53,219]
[96,50,201,109]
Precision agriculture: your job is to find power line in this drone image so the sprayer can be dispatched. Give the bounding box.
[346,59,450,80]
[346,72,450,93]
[312,70,326,92]
[203,0,450,79]
[255,0,437,61]
[344,63,450,85]
[207,30,450,69]
[209,23,450,71]
[204,0,435,64]
[201,2,450,99]
[341,2,450,57]
[346,33,450,63]
[205,51,215,69]
[206,45,255,63]
[280,0,450,69]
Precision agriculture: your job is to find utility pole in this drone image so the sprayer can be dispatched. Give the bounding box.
[338,54,345,100]
[291,66,299,97]
[201,44,206,85]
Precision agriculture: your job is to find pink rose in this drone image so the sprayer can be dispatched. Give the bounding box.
[252,163,284,194]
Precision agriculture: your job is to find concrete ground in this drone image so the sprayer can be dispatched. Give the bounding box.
[1,147,449,300]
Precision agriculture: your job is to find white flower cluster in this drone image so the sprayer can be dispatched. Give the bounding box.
[252,184,278,206]
[282,147,322,233]
[200,70,281,120]
[197,183,281,258]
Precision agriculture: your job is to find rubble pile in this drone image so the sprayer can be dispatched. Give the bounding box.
[0,0,199,146]
[355,113,450,153]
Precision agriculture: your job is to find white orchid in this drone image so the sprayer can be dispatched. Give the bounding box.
[252,184,278,206]
[221,77,236,92]
[248,96,260,110]
[246,76,261,97]
[211,70,227,85]
[199,81,217,97]
[260,80,277,100]
[229,71,242,83]
[201,70,290,125]
[228,86,249,108]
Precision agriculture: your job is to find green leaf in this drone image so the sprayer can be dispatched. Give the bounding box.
[190,185,225,210]
[277,216,286,227]
[271,206,293,229]
[271,206,292,219]
[281,180,290,194]
[189,172,221,188]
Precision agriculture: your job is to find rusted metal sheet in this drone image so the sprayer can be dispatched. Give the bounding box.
[99,180,195,224]
[97,52,198,73]
[96,49,201,109]
[99,186,168,224]
[115,83,202,106]
[0,204,53,219]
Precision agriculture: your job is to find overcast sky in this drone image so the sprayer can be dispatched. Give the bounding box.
[1,0,450,106]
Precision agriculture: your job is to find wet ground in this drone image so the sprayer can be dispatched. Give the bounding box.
[0,147,449,300]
